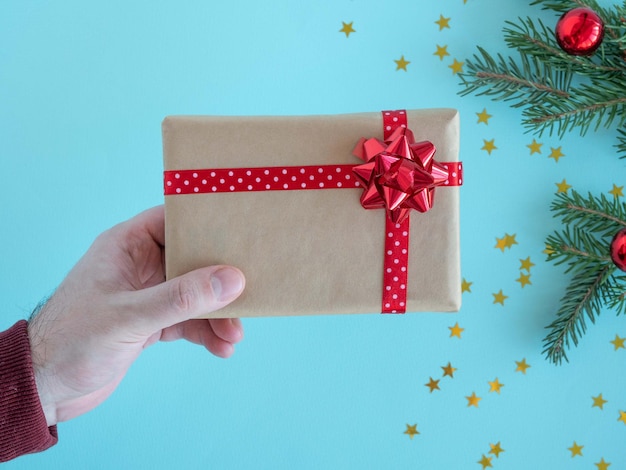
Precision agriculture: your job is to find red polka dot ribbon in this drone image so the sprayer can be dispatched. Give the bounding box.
[164,110,463,314]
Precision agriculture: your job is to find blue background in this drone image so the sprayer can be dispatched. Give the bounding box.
[1,1,625,468]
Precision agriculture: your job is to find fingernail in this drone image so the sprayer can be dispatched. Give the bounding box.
[211,267,245,302]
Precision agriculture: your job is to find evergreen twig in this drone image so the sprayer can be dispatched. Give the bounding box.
[458,0,626,157]
[543,190,626,364]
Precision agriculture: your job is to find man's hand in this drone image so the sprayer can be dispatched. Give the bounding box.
[28,206,245,426]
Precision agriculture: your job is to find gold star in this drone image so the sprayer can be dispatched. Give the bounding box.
[449,322,464,338]
[527,139,543,154]
[466,392,481,407]
[481,139,497,154]
[441,362,456,378]
[394,55,410,71]
[595,458,611,470]
[520,257,535,272]
[516,272,532,288]
[489,442,504,458]
[610,334,625,350]
[492,289,508,305]
[476,108,492,124]
[592,393,607,409]
[505,233,518,248]
[434,44,449,61]
[477,455,493,469]
[339,21,355,37]
[425,377,441,393]
[543,244,555,256]
[609,184,624,198]
[556,179,572,194]
[448,58,464,74]
[404,423,419,439]
[619,410,626,425]
[568,441,584,457]
[549,146,565,162]
[515,358,530,374]
[488,378,504,394]
[495,236,508,252]
[461,278,472,293]
[435,14,451,30]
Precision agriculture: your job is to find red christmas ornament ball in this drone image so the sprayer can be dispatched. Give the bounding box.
[611,228,626,272]
[555,7,605,56]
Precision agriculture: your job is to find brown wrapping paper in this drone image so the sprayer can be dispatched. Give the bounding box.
[162,109,461,318]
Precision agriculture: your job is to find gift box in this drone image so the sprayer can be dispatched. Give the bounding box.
[162,109,462,318]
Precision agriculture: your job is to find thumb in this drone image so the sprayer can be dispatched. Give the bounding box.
[125,266,245,333]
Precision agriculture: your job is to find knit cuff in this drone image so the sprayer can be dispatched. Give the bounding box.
[0,320,58,462]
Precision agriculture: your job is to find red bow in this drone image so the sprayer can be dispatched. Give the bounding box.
[352,127,449,224]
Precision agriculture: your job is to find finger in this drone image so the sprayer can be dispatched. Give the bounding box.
[209,318,244,344]
[119,205,166,246]
[124,265,245,334]
[160,319,236,358]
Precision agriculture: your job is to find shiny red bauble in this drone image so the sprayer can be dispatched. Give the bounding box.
[555,7,605,56]
[610,228,626,272]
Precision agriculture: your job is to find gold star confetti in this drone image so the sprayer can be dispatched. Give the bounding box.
[449,322,464,338]
[516,272,532,288]
[556,179,572,193]
[610,334,625,350]
[448,58,464,74]
[609,184,624,198]
[515,358,530,374]
[505,233,518,248]
[434,44,449,60]
[462,278,473,293]
[404,424,419,439]
[527,139,543,154]
[477,455,493,469]
[619,410,626,425]
[466,392,481,407]
[425,377,441,393]
[595,458,611,470]
[492,289,508,305]
[519,257,535,272]
[549,146,565,162]
[592,393,607,409]
[476,108,492,124]
[488,378,504,394]
[489,442,504,458]
[394,55,410,71]
[441,362,456,378]
[481,139,497,154]
[435,14,451,30]
[568,442,584,457]
[543,244,555,256]
[495,236,508,252]
[339,21,355,37]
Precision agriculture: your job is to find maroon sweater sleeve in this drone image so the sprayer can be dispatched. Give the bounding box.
[0,320,57,462]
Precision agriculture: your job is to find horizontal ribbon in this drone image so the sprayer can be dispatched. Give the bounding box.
[164,110,463,314]
[164,162,461,195]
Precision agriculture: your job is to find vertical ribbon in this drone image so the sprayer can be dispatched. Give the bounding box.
[381,111,410,313]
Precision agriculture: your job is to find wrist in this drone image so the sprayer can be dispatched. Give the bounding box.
[27,321,58,427]
[0,320,58,461]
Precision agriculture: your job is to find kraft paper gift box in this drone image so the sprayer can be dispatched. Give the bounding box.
[162,109,462,318]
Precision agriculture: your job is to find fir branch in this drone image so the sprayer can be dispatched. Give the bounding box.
[617,126,626,159]
[543,264,613,364]
[544,189,626,364]
[546,228,613,272]
[458,47,571,106]
[603,273,626,315]
[550,190,626,235]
